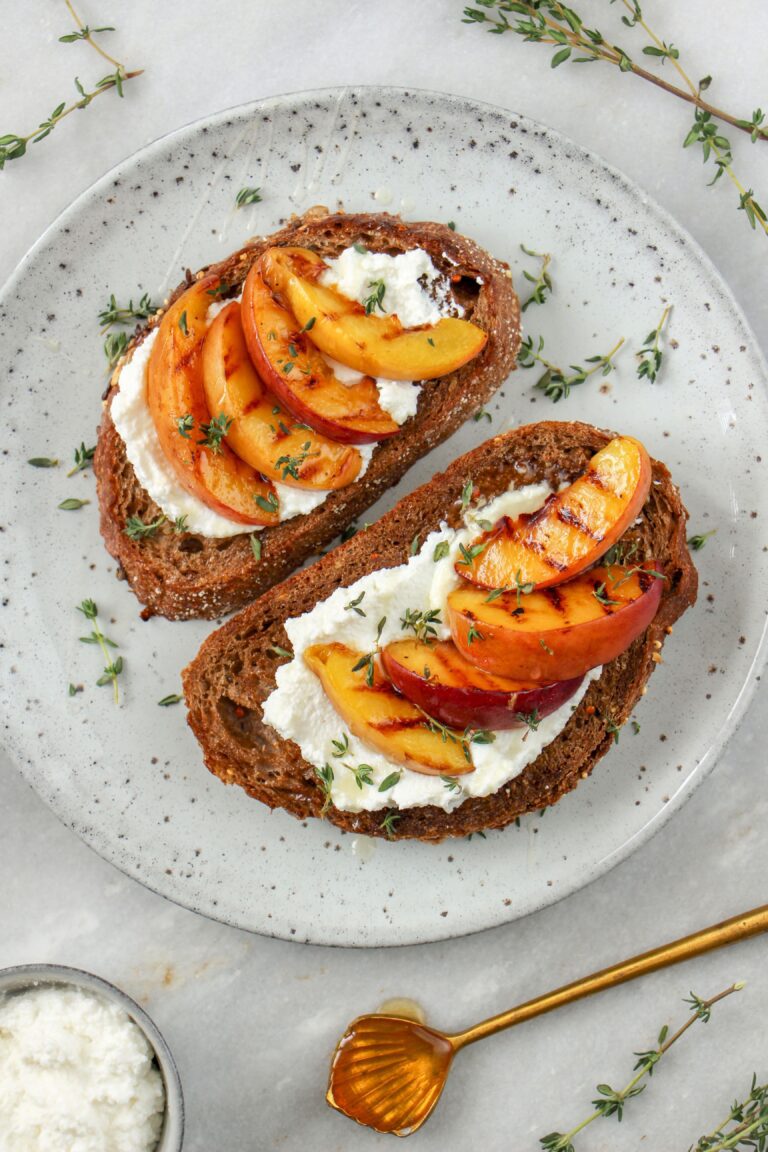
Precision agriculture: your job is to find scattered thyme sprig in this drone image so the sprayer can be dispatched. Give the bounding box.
[539,982,744,1152]
[636,305,671,384]
[462,1,767,237]
[104,331,129,369]
[67,442,95,476]
[235,186,263,207]
[198,412,233,453]
[692,1075,768,1151]
[519,333,625,402]
[351,617,388,687]
[380,810,401,838]
[275,442,320,481]
[77,598,123,704]
[1,2,142,170]
[363,279,387,315]
[124,513,187,540]
[98,292,156,331]
[401,607,442,643]
[520,244,553,311]
[315,764,334,816]
[688,529,716,551]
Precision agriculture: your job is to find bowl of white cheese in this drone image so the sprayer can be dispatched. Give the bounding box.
[0,963,184,1151]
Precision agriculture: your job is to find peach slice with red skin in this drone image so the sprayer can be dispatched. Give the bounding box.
[260,246,488,382]
[458,437,652,591]
[381,639,584,731]
[448,561,664,682]
[303,642,475,776]
[146,275,279,526]
[202,302,363,490]
[241,259,399,445]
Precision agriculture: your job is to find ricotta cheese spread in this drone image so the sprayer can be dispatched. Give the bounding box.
[111,329,374,538]
[0,985,165,1152]
[262,483,601,814]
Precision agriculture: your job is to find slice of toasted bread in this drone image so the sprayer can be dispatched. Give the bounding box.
[183,421,698,841]
[94,209,521,620]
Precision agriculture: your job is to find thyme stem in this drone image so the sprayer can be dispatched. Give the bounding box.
[64,0,122,69]
[541,983,743,1151]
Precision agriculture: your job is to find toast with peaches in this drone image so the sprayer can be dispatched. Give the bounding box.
[183,421,697,841]
[94,208,520,620]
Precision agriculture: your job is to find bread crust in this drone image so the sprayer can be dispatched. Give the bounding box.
[182,421,698,841]
[94,209,521,620]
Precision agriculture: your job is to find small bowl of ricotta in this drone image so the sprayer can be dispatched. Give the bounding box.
[0,963,184,1152]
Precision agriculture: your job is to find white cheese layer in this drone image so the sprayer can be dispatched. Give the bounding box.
[0,986,165,1152]
[323,354,421,425]
[321,246,463,328]
[262,484,600,814]
[111,328,374,538]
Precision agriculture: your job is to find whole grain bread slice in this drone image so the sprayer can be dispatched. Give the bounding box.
[183,421,698,841]
[94,209,521,620]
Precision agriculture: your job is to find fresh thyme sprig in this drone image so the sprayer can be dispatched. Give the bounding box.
[692,1075,768,1151]
[518,333,625,402]
[67,442,96,476]
[351,617,388,687]
[77,598,123,704]
[235,186,263,207]
[98,292,156,331]
[636,305,671,383]
[520,244,553,311]
[515,708,540,737]
[401,607,442,643]
[315,763,334,816]
[198,412,233,453]
[462,1,767,237]
[344,591,367,617]
[124,512,186,540]
[539,982,744,1152]
[104,331,129,369]
[380,810,401,838]
[363,279,387,315]
[1,2,142,170]
[688,529,716,551]
[275,442,320,481]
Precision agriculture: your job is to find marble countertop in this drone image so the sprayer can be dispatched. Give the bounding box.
[2,2,767,1148]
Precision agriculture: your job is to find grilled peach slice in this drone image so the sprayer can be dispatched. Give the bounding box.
[458,437,652,591]
[146,276,279,526]
[260,246,487,382]
[448,562,664,681]
[304,642,474,776]
[381,639,584,730]
[202,302,363,489]
[242,260,398,444]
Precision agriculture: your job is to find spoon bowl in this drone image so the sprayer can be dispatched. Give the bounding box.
[327,1014,455,1136]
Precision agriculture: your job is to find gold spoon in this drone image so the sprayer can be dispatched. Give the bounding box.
[327,902,768,1137]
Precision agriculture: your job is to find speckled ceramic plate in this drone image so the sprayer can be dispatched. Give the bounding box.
[1,87,767,947]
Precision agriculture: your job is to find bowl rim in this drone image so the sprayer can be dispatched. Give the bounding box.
[0,962,185,1150]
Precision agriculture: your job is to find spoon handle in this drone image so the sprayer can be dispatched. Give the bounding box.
[453,903,768,1049]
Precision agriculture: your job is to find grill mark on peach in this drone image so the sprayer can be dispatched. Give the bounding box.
[371,717,435,734]
[541,587,566,614]
[584,467,609,491]
[555,504,604,541]
[517,535,569,570]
